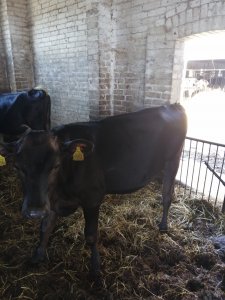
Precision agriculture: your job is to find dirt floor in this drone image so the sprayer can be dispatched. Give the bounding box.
[1,165,225,299]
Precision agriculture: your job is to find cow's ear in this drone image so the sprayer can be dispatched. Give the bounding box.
[0,142,17,167]
[0,142,17,156]
[0,127,30,166]
[63,139,95,161]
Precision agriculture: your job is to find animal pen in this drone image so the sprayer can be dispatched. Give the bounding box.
[177,136,225,212]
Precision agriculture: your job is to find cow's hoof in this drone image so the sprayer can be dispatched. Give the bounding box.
[88,271,103,288]
[31,248,46,264]
[158,223,168,233]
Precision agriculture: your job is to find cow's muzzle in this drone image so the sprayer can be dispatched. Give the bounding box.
[22,205,49,219]
[29,210,48,219]
[22,196,50,219]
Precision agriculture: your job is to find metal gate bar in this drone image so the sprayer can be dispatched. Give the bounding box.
[177,136,225,211]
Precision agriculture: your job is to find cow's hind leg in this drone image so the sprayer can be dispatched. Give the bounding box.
[83,205,101,283]
[31,210,57,263]
[159,156,180,232]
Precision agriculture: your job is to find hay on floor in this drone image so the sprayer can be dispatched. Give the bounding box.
[0,164,225,299]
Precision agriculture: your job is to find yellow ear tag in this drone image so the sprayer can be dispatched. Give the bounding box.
[0,155,6,166]
[73,146,84,161]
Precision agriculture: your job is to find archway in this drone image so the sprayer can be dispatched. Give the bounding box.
[173,31,225,202]
[176,31,225,144]
[172,31,225,143]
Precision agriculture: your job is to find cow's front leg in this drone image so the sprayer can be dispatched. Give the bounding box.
[31,210,57,263]
[83,205,101,282]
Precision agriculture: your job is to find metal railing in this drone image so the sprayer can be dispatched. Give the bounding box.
[176,137,225,212]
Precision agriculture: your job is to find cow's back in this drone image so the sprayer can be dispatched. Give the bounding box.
[0,92,27,134]
[0,89,51,135]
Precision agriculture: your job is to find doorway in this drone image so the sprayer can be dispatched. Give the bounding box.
[180,31,225,144]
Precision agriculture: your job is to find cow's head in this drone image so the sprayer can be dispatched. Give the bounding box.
[0,130,94,219]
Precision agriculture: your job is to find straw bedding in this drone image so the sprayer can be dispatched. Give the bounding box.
[0,165,225,299]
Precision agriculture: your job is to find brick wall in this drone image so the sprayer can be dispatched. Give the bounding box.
[28,0,89,124]
[1,0,225,123]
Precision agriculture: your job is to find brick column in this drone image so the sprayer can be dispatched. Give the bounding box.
[0,0,34,91]
[144,27,175,107]
[87,1,100,120]
[87,0,116,119]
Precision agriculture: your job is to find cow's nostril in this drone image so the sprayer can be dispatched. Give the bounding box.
[30,210,46,218]
[23,209,48,219]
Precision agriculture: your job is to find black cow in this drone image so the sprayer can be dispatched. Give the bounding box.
[0,88,51,140]
[0,103,187,281]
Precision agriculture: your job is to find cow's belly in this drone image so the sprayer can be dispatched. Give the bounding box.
[104,162,160,194]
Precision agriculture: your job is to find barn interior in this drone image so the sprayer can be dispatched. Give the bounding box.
[1,0,225,299]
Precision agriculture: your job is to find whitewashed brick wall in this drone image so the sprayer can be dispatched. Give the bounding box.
[1,0,225,124]
[28,0,89,124]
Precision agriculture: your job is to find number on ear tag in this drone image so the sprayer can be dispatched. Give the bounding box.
[0,155,6,166]
[73,146,84,161]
